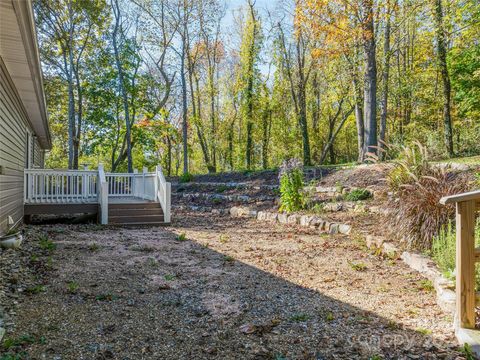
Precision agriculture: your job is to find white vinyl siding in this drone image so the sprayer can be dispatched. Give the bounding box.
[0,56,31,234]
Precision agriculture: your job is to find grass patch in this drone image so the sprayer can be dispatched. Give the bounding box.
[223,255,235,263]
[216,185,228,193]
[348,261,367,272]
[164,274,176,281]
[219,234,230,243]
[418,279,434,292]
[176,233,187,242]
[38,234,56,251]
[25,285,45,295]
[415,327,432,336]
[66,281,79,294]
[344,188,372,202]
[289,313,310,322]
[88,243,99,252]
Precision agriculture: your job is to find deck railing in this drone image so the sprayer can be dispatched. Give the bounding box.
[155,165,171,223]
[440,190,480,329]
[24,164,171,224]
[24,169,98,203]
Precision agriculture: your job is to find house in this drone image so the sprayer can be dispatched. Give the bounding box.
[0,0,51,235]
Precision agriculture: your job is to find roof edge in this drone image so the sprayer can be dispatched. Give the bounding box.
[12,0,51,149]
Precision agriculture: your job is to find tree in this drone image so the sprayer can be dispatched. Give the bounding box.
[431,0,454,156]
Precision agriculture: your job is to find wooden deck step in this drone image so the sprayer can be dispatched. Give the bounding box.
[108,214,165,224]
[108,202,166,225]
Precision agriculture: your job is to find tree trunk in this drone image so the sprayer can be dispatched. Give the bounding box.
[181,45,189,174]
[362,0,378,158]
[379,0,391,161]
[353,76,364,162]
[112,0,133,172]
[245,0,256,170]
[432,0,454,156]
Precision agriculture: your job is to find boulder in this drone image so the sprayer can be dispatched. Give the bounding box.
[257,211,267,221]
[287,214,300,225]
[266,212,279,222]
[277,213,288,224]
[329,223,340,234]
[338,224,352,235]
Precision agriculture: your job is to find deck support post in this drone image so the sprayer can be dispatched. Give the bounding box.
[456,200,477,329]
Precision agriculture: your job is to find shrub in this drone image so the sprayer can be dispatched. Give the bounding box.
[432,219,480,287]
[345,188,372,202]
[387,142,431,191]
[179,172,194,183]
[278,159,304,213]
[390,166,471,250]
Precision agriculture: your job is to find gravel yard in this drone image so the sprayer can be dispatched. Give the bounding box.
[0,212,464,359]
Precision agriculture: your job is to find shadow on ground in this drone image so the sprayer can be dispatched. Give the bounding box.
[0,213,463,359]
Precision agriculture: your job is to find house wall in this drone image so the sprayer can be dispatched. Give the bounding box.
[0,57,35,235]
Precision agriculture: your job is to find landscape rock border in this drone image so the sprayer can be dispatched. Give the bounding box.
[229,206,352,235]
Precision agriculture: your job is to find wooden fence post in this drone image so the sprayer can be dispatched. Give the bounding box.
[456,200,477,329]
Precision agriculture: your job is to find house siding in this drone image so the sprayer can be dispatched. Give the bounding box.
[0,56,32,234]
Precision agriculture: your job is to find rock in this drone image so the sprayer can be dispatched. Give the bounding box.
[257,211,267,221]
[229,207,240,217]
[338,224,352,235]
[266,212,278,222]
[324,203,343,212]
[287,214,300,225]
[309,216,323,228]
[382,242,399,257]
[277,213,288,224]
[329,223,340,234]
[248,210,258,218]
[299,215,312,227]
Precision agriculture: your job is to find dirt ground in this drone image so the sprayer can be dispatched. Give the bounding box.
[0,211,465,359]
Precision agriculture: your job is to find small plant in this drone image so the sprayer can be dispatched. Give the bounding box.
[415,327,432,336]
[335,181,344,194]
[348,261,367,271]
[308,203,324,214]
[460,343,475,360]
[2,334,37,350]
[164,274,176,281]
[344,188,372,202]
[325,312,334,321]
[176,233,187,242]
[223,255,235,263]
[25,284,45,294]
[67,281,79,294]
[147,257,158,267]
[418,279,434,292]
[278,158,304,213]
[289,313,310,322]
[88,243,99,252]
[219,234,230,243]
[211,197,223,205]
[179,172,194,183]
[38,234,56,251]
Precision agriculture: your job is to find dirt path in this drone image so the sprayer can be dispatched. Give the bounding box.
[1,212,463,359]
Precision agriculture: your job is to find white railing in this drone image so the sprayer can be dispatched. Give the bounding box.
[24,169,98,203]
[155,165,171,223]
[24,163,171,224]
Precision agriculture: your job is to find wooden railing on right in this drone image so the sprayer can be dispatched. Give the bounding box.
[440,190,480,329]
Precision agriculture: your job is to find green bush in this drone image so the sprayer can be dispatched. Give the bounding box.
[432,220,480,289]
[179,172,194,183]
[278,159,304,213]
[345,189,372,201]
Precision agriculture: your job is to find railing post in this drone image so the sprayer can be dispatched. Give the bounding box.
[164,182,171,223]
[154,166,159,203]
[456,200,476,329]
[98,164,108,225]
[142,167,147,200]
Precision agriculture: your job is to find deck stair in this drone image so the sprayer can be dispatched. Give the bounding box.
[108,202,165,226]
